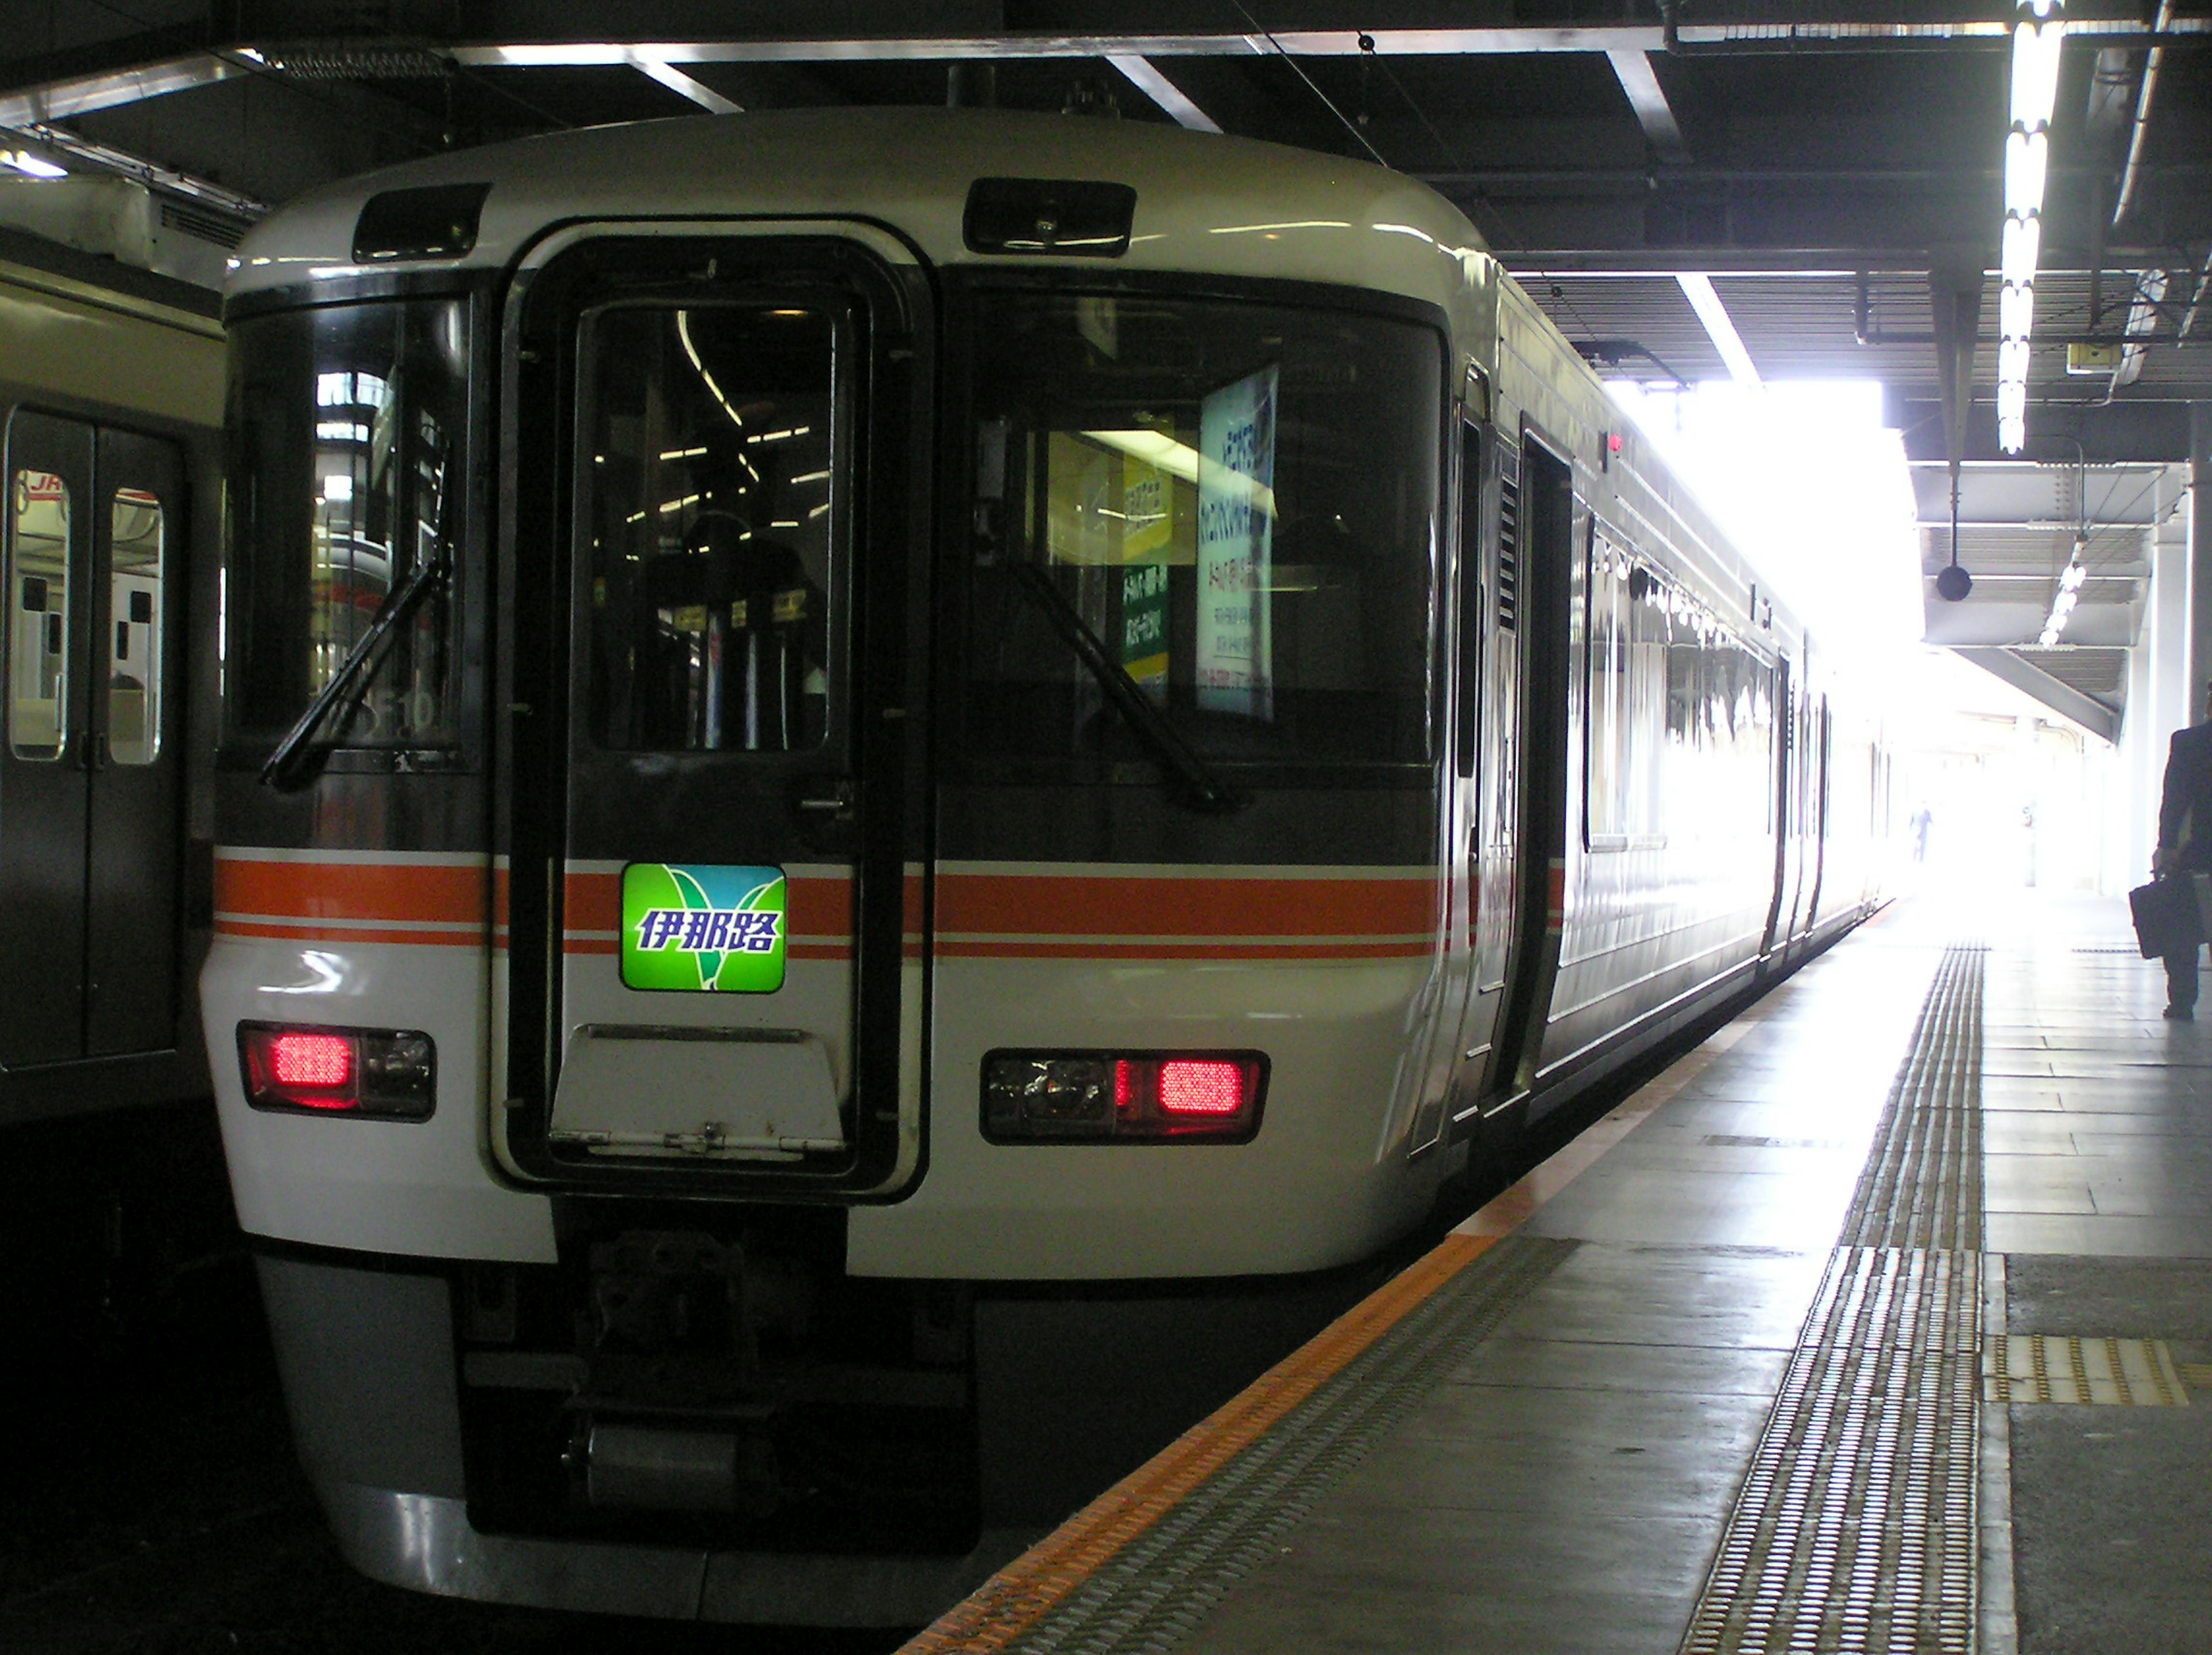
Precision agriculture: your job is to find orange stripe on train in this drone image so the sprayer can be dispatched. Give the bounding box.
[215,857,487,927]
[933,872,1437,941]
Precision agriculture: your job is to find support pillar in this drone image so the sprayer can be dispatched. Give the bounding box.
[2192,403,2212,714]
[2122,459,2196,889]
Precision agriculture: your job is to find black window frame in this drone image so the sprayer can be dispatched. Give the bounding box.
[216,273,495,775]
[937,267,1454,797]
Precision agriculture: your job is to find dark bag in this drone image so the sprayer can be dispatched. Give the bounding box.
[2130,875,2202,959]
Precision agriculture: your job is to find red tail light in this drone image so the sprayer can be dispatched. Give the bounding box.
[270,1033,353,1090]
[238,1022,437,1120]
[1158,1059,1246,1115]
[983,1051,1266,1143]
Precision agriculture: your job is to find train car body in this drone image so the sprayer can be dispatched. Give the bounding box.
[203,111,1889,1623]
[0,226,223,1125]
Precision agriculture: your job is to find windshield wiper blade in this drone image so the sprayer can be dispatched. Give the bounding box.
[260,539,450,792]
[1007,560,1246,814]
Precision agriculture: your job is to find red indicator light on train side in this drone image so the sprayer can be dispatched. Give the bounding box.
[1158,1059,1245,1115]
[983,1051,1266,1143]
[271,1033,353,1090]
[238,1022,437,1120]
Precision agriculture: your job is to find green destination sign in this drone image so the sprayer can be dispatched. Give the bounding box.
[620,863,787,993]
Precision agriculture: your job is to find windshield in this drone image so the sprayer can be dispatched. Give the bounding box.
[222,298,466,751]
[960,289,1442,773]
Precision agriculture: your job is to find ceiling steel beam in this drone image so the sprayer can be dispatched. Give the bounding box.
[1953,647,2121,741]
[0,51,253,127]
[1106,54,1221,132]
[1676,272,1762,385]
[448,31,1665,67]
[628,52,743,113]
[7,17,2208,130]
[1605,50,1687,161]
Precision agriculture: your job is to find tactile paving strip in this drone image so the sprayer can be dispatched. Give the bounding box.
[981,1234,1575,1655]
[1680,944,1986,1655]
[1984,1335,2190,1406]
[1843,944,1985,1253]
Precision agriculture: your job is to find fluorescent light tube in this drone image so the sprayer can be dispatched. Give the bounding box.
[2010,18,2066,130]
[2000,281,2036,341]
[2000,214,2041,285]
[2004,129,2048,216]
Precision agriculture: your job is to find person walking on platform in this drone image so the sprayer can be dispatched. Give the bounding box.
[2153,681,2212,1017]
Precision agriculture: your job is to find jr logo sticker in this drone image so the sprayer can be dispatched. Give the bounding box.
[620,864,786,993]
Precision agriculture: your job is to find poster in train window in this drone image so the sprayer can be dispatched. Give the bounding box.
[8,469,70,760]
[1042,426,1185,704]
[1195,365,1278,721]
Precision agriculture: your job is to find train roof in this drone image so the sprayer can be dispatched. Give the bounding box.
[227,107,1491,313]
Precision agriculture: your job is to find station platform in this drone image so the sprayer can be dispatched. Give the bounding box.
[902,894,2212,1655]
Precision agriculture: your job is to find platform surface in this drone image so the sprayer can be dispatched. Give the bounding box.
[908,893,2212,1655]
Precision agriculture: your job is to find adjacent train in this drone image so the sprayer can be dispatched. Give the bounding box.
[1,224,223,1124]
[202,109,1892,1624]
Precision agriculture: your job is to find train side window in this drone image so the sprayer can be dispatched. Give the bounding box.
[8,468,70,760]
[1585,534,1664,845]
[106,487,163,764]
[581,302,839,754]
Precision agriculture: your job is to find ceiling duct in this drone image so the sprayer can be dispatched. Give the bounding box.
[255,41,452,79]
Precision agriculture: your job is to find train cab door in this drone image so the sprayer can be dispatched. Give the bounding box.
[1477,432,1574,1107]
[500,228,929,1199]
[1,411,184,1070]
[1432,412,1508,1146]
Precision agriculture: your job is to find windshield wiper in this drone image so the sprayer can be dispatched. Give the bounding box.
[261,475,453,791]
[1007,560,1247,814]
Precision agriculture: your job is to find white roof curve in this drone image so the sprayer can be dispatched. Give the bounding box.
[226,107,1492,313]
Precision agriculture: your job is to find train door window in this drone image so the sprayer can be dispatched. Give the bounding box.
[8,467,70,760]
[581,302,839,753]
[105,487,162,764]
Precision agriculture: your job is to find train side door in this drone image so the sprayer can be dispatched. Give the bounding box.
[1,411,183,1068]
[1760,655,1795,962]
[500,228,929,1199]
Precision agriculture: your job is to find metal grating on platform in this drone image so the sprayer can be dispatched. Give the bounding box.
[998,1234,1575,1655]
[1680,944,1987,1655]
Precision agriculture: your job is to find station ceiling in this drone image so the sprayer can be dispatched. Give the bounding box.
[3,2,2207,721]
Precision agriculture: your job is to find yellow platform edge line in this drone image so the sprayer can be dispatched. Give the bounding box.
[899,1230,1497,1655]
[896,1025,1737,1655]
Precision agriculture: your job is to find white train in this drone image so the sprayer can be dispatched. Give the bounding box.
[202,109,1891,1624]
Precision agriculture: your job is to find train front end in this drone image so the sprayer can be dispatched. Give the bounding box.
[202,112,1481,1621]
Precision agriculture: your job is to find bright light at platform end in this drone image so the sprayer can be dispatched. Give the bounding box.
[1603,380,1921,673]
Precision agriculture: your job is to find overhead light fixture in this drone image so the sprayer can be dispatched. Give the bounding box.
[2037,533,2088,646]
[1997,1,2065,455]
[1,149,67,179]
